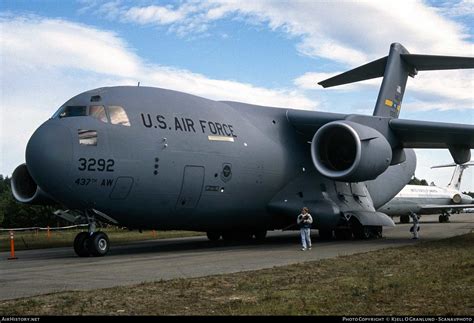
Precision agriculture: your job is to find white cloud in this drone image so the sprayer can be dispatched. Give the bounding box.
[124,5,189,25]
[90,1,472,65]
[0,15,316,176]
[438,0,474,18]
[87,1,473,112]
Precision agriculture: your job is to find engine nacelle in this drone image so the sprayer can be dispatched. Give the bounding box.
[311,121,392,182]
[452,193,462,204]
[11,164,55,205]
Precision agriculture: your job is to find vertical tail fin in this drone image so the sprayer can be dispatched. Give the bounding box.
[318,43,474,118]
[372,43,412,118]
[431,162,474,190]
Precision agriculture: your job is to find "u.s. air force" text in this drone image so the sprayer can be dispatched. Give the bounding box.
[140,114,237,138]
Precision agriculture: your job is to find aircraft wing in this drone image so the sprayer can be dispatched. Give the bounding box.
[389,119,474,149]
[419,204,474,212]
[287,110,474,150]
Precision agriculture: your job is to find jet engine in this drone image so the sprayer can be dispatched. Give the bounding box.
[452,193,462,204]
[311,121,392,182]
[11,164,55,205]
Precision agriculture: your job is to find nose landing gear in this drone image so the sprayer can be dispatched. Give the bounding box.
[73,211,110,257]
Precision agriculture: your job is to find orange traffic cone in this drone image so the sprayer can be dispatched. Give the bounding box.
[8,231,18,260]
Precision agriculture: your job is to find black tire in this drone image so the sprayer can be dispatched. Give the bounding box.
[253,230,267,242]
[206,232,221,241]
[370,226,383,239]
[352,225,371,239]
[318,229,333,240]
[439,214,450,223]
[74,232,91,257]
[86,232,110,257]
[400,214,410,224]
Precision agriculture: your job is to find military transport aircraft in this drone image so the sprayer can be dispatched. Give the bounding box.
[379,162,473,223]
[11,43,474,257]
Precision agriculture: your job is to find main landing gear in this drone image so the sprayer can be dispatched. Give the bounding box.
[439,211,450,223]
[330,217,383,240]
[73,212,110,257]
[400,214,410,224]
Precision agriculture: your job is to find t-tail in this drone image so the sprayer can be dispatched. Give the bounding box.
[318,43,474,118]
[431,162,474,191]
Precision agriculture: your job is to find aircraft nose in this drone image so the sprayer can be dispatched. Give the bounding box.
[26,121,72,195]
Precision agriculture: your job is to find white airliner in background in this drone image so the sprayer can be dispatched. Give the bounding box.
[379,162,473,223]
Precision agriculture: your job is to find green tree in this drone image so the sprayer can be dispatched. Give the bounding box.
[408,176,429,186]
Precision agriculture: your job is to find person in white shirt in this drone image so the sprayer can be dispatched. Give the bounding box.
[297,207,313,251]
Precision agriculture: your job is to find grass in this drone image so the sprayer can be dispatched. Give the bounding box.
[0,228,204,252]
[0,232,473,315]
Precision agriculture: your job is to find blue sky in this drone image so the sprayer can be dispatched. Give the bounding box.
[1,0,473,191]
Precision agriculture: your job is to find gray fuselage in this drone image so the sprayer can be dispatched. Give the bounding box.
[24,86,416,232]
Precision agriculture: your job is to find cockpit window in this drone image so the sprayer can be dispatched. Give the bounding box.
[89,105,108,123]
[57,106,87,118]
[53,104,130,127]
[108,106,131,126]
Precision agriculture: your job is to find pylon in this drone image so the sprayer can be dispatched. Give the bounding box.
[8,231,18,260]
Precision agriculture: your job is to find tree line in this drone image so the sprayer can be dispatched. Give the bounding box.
[0,175,59,228]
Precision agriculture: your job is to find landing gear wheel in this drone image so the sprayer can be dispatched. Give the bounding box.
[86,232,110,257]
[400,214,410,224]
[253,230,267,242]
[319,229,333,240]
[353,225,371,239]
[370,226,383,239]
[439,214,450,223]
[206,232,221,241]
[74,232,91,257]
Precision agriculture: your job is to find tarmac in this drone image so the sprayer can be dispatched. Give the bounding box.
[1,213,473,301]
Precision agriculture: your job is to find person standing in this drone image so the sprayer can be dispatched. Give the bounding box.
[410,213,420,239]
[297,207,313,251]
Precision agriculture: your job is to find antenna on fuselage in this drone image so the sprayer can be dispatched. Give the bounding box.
[137,81,140,87]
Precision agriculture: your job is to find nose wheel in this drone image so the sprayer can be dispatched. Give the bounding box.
[74,231,110,257]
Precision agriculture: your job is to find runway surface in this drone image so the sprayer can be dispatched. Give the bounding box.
[1,213,473,301]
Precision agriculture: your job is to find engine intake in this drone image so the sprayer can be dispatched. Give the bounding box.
[311,121,392,182]
[11,164,55,205]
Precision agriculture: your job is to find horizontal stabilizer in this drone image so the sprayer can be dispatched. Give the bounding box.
[318,57,387,88]
[318,53,474,88]
[318,43,474,119]
[401,54,474,71]
[431,161,474,169]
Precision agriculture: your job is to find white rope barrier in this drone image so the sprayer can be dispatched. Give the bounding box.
[0,224,88,232]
